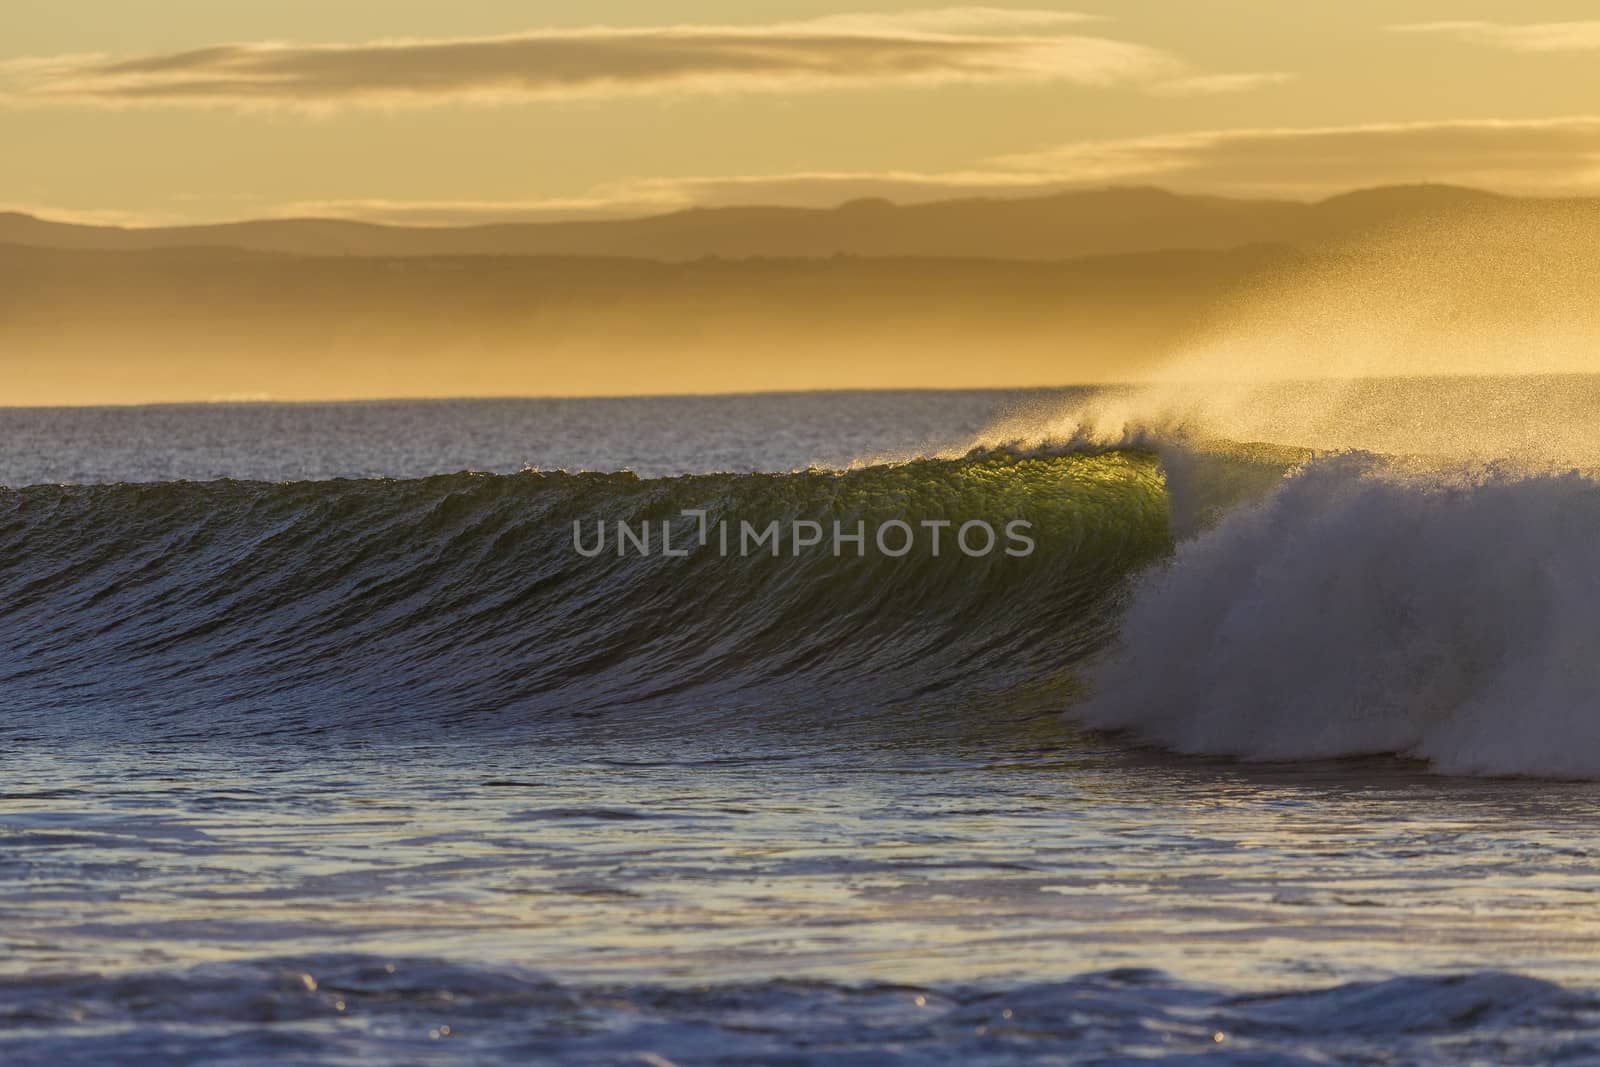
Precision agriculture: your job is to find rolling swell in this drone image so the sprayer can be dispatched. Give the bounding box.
[0,451,1168,740]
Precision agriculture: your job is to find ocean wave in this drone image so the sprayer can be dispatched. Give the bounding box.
[1077,451,1600,778]
[13,432,1596,777]
[0,451,1168,739]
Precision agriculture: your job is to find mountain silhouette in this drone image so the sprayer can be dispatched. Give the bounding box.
[0,185,1524,262]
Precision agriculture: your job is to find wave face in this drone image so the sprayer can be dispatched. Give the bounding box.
[12,431,1600,777]
[1079,452,1600,778]
[0,451,1168,740]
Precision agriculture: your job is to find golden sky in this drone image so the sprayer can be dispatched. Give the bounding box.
[5,1,1600,225]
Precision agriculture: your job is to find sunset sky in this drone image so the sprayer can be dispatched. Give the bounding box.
[4,1,1600,226]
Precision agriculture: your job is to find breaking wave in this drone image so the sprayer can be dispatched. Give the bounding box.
[8,428,1600,778]
[1078,451,1600,778]
[0,451,1169,741]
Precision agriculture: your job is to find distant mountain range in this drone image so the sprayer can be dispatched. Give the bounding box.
[0,184,1552,262]
[6,184,1598,406]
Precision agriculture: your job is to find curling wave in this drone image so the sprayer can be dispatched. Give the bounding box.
[0,451,1169,740]
[12,432,1600,776]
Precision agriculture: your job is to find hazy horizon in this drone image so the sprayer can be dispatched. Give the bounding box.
[0,179,1557,232]
[6,5,1600,402]
[5,182,1598,405]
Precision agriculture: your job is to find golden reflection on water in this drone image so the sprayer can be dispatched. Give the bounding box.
[6,741,1600,990]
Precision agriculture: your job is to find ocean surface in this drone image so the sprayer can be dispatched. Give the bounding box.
[6,388,1600,1064]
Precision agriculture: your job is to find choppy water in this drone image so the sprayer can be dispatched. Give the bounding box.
[6,389,1600,1064]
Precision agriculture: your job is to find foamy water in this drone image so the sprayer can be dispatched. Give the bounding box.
[1079,452,1600,777]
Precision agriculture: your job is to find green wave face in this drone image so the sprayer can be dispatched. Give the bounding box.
[0,451,1172,742]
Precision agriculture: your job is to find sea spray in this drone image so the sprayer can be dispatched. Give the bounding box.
[1076,452,1600,777]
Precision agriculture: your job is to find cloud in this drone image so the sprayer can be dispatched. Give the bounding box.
[270,197,671,226]
[0,10,1178,108]
[30,116,1599,228]
[274,172,1073,225]
[249,116,1600,226]
[997,116,1600,196]
[619,170,1077,208]
[1389,21,1600,52]
[804,8,1103,33]
[1149,72,1294,97]
[0,202,181,227]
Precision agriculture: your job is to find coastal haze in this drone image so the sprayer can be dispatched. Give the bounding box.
[7,2,1600,404]
[4,184,1600,404]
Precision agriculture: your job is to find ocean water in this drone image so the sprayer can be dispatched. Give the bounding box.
[6,389,1600,1064]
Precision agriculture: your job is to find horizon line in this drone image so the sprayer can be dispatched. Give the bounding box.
[6,371,1597,414]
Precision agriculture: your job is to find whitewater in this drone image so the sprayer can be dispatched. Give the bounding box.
[7,386,1600,1064]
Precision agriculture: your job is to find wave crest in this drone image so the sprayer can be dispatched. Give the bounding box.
[0,452,1168,740]
[1077,452,1600,778]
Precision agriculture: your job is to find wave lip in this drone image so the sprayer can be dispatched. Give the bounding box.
[1077,451,1600,778]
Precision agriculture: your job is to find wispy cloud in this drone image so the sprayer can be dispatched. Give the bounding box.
[618,170,1077,208]
[1149,72,1295,97]
[269,197,670,226]
[274,172,1068,225]
[259,117,1600,226]
[803,8,1104,33]
[0,202,182,227]
[1389,20,1600,52]
[29,116,1587,229]
[997,116,1600,196]
[0,9,1180,109]
[643,117,1600,206]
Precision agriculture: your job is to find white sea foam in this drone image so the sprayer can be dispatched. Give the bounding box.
[1078,451,1600,777]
